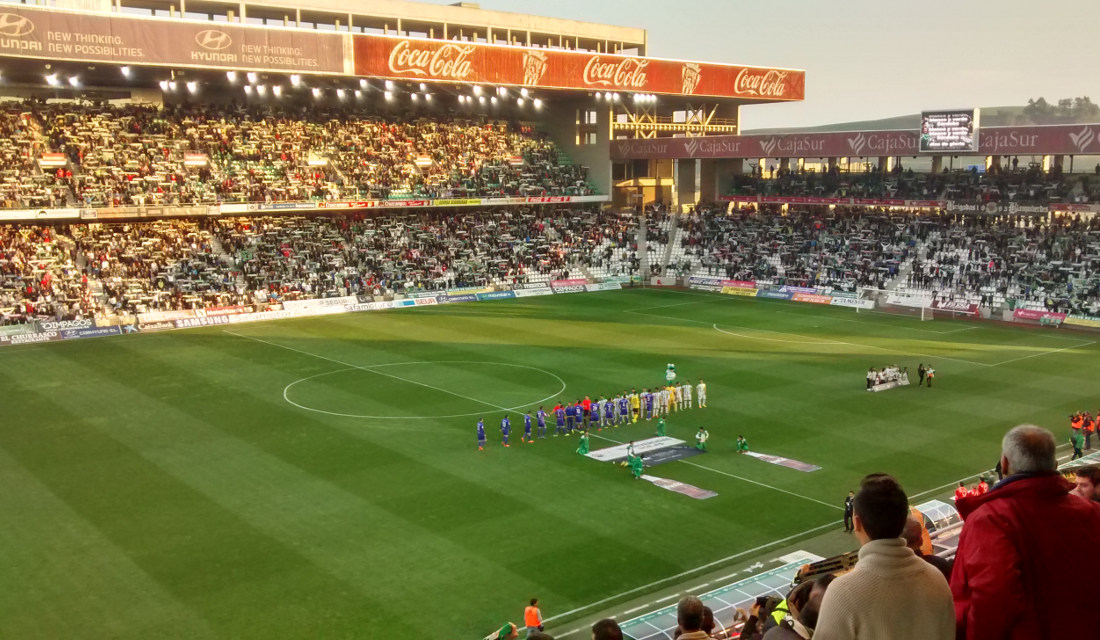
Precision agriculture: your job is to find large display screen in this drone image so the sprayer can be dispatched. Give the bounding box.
[920,110,979,153]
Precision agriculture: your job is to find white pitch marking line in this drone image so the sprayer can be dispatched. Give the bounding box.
[225,330,510,410]
[772,308,974,335]
[678,459,844,511]
[588,432,842,511]
[989,340,1096,367]
[685,583,710,592]
[541,518,838,625]
[654,593,681,603]
[907,443,1072,501]
[712,323,843,346]
[712,322,994,368]
[621,604,650,615]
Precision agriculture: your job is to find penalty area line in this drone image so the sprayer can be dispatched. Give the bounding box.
[223,330,509,411]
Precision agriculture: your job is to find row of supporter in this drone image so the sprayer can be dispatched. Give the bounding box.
[6,205,1100,325]
[730,164,1100,203]
[0,207,644,324]
[0,99,592,209]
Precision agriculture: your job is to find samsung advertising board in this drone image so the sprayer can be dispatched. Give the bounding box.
[920,109,979,153]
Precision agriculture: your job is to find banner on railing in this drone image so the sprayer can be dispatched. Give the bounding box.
[1013,309,1066,323]
[931,300,979,315]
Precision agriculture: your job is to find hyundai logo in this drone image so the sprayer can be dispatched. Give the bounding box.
[195,29,232,51]
[0,13,34,37]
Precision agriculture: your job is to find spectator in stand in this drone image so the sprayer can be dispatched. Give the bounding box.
[951,424,1100,639]
[814,473,954,640]
[762,575,833,640]
[591,618,623,640]
[1071,464,1100,501]
[674,596,709,640]
[901,517,952,581]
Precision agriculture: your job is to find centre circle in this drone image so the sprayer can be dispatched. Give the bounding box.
[283,360,567,419]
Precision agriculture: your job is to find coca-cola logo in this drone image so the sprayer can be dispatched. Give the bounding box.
[522,50,548,86]
[1069,126,1096,153]
[735,68,789,98]
[195,29,232,51]
[388,40,475,80]
[681,63,701,95]
[0,13,34,37]
[759,137,778,156]
[583,56,649,89]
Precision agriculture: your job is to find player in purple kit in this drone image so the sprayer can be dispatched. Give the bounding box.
[522,411,533,443]
[644,388,655,420]
[618,393,630,425]
[604,396,615,428]
[554,404,566,436]
[476,418,486,451]
[500,415,511,447]
[536,406,548,439]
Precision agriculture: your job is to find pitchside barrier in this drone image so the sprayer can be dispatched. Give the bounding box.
[7,276,1100,348]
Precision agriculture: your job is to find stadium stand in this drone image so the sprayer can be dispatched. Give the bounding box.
[729,165,1100,204]
[2,100,593,208]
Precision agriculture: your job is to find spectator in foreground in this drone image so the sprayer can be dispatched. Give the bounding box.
[813,473,954,639]
[901,517,952,581]
[591,618,623,640]
[951,425,1100,639]
[762,574,833,640]
[1071,464,1100,501]
[674,596,709,640]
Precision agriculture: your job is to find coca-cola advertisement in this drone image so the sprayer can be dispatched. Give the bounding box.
[353,35,804,100]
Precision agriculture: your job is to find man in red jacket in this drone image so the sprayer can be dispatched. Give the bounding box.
[951,424,1100,639]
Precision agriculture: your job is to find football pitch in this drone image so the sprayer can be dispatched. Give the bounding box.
[2,287,1097,639]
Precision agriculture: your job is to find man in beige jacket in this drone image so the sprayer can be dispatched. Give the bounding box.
[814,473,954,639]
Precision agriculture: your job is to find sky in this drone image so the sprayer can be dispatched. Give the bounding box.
[428,0,1100,130]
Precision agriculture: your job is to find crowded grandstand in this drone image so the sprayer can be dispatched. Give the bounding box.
[3,1,1100,640]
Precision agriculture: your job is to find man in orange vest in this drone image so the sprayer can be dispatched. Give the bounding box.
[523,598,544,638]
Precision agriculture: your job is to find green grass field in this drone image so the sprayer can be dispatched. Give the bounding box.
[2,288,1097,639]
